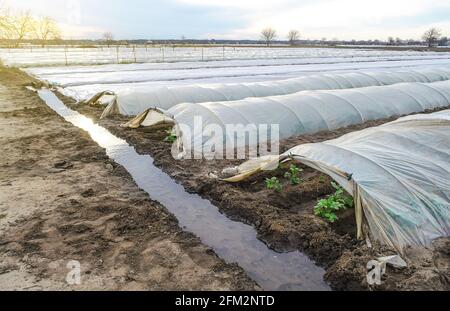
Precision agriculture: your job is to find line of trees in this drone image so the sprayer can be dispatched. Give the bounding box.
[388,28,447,48]
[261,27,448,48]
[261,28,302,46]
[0,8,60,47]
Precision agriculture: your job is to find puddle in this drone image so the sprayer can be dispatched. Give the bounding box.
[38,89,331,291]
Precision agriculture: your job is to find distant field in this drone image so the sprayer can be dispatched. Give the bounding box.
[1,45,450,67]
[18,47,450,102]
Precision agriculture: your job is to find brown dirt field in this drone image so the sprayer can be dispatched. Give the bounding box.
[56,89,450,291]
[0,67,259,291]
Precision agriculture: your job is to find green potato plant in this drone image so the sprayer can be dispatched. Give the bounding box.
[284,164,303,185]
[314,182,354,223]
[265,177,283,192]
[163,129,177,143]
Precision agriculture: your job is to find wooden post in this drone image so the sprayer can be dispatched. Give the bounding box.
[133,45,137,63]
[64,46,68,66]
[162,47,165,62]
[116,45,120,63]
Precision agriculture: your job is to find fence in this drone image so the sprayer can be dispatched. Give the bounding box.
[0,45,291,66]
[0,44,447,67]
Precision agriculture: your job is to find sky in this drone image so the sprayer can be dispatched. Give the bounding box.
[2,0,450,40]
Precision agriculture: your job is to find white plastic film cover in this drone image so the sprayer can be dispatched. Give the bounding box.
[287,110,450,251]
[100,67,450,117]
[225,110,450,252]
[12,47,450,68]
[140,80,450,158]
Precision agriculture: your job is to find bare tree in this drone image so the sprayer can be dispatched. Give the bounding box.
[9,12,34,46]
[103,32,114,47]
[0,6,13,40]
[0,7,6,26]
[33,16,60,47]
[261,27,277,46]
[422,28,441,48]
[287,30,300,46]
[388,36,395,45]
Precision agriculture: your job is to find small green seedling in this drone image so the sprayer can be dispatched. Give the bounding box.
[284,164,303,185]
[266,177,283,192]
[319,175,327,184]
[314,182,354,223]
[164,130,177,143]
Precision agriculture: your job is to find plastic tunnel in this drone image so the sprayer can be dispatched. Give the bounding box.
[133,80,450,158]
[98,67,450,118]
[224,110,450,252]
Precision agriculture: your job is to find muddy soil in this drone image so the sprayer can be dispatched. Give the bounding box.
[57,89,450,291]
[0,67,259,291]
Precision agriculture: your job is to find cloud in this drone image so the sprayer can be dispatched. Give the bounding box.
[2,0,448,40]
[1,0,107,39]
[179,0,450,39]
[59,23,106,40]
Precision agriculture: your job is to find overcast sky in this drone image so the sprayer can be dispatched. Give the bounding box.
[3,0,450,40]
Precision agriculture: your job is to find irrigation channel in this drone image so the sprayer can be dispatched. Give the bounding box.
[37,89,331,291]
